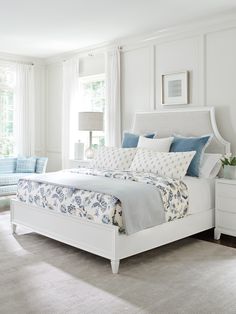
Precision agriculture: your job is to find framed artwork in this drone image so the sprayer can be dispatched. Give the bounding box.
[161,71,189,105]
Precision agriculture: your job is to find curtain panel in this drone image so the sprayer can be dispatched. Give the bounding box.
[15,63,35,156]
[62,56,79,169]
[105,47,121,147]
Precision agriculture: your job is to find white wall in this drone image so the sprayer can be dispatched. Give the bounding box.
[206,28,236,152]
[45,15,236,171]
[121,24,236,153]
[155,36,203,108]
[121,46,154,131]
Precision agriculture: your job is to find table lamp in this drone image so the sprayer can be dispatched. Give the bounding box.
[78,111,104,159]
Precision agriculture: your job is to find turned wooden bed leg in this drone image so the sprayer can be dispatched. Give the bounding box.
[214,228,221,240]
[11,223,17,235]
[111,259,120,274]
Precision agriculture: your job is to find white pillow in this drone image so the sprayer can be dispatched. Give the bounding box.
[91,147,137,170]
[137,136,173,152]
[199,153,222,178]
[130,149,196,179]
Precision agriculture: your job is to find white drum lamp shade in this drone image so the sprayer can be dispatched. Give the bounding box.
[78,112,104,159]
[78,112,104,131]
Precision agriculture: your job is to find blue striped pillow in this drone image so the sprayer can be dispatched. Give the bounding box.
[0,158,17,174]
[15,157,37,173]
[36,157,48,173]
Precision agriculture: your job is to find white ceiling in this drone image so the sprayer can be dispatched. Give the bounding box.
[0,0,236,58]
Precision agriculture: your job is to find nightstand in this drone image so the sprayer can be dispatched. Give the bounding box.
[69,159,92,168]
[215,178,236,240]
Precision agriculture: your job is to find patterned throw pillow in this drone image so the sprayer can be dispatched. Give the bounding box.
[130,149,196,179]
[15,157,37,173]
[91,147,137,170]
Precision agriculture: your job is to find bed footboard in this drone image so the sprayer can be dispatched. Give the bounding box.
[10,199,120,272]
[10,199,214,274]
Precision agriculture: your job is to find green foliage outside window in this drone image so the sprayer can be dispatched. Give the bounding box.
[80,76,105,148]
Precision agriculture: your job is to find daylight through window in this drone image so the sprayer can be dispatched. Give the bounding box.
[78,74,105,149]
[0,66,15,156]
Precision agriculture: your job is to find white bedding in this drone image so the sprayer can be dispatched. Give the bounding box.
[183,176,215,214]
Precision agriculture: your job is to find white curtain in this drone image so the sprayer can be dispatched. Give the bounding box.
[62,56,79,169]
[15,63,35,156]
[105,47,121,147]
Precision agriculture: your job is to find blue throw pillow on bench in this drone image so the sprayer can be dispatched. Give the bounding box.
[36,157,48,173]
[170,134,212,177]
[122,132,155,148]
[0,158,17,174]
[15,157,37,173]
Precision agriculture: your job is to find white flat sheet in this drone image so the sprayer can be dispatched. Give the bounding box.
[183,176,215,214]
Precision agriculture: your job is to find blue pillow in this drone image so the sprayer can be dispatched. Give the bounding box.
[122,132,155,148]
[36,157,48,173]
[0,158,17,174]
[170,135,212,177]
[16,157,37,173]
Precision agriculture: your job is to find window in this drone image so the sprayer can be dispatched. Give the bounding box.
[0,66,15,156]
[78,74,105,149]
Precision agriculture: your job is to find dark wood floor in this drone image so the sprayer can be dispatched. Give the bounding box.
[193,228,236,249]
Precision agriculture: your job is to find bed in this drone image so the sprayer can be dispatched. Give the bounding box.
[10,107,230,274]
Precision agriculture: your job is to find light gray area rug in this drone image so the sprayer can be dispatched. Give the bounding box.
[0,210,236,314]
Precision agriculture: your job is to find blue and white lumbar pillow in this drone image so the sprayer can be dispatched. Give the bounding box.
[130,149,196,180]
[91,147,137,171]
[15,157,37,173]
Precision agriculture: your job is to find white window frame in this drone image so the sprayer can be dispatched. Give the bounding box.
[75,73,106,155]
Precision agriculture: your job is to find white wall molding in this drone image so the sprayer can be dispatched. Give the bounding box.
[199,34,207,107]
[44,12,236,65]
[149,45,156,110]
[0,51,45,65]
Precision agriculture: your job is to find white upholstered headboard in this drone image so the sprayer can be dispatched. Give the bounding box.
[132,107,230,154]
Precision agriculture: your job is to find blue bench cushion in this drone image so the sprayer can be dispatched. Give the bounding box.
[0,158,17,174]
[16,157,37,173]
[0,185,18,196]
[0,173,32,186]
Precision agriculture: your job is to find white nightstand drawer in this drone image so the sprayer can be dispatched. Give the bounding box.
[216,183,236,199]
[216,210,236,231]
[216,196,236,213]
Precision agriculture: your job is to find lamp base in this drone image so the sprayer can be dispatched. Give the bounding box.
[85,147,94,159]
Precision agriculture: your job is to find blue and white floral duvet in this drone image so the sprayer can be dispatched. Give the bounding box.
[17,168,189,233]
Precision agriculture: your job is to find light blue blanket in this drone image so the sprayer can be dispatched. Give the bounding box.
[28,172,166,235]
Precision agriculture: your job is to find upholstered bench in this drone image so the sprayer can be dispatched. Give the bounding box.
[0,157,48,196]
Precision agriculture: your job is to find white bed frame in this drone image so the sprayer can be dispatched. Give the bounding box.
[10,107,230,274]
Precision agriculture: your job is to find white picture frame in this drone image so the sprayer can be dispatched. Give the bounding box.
[162,71,189,106]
